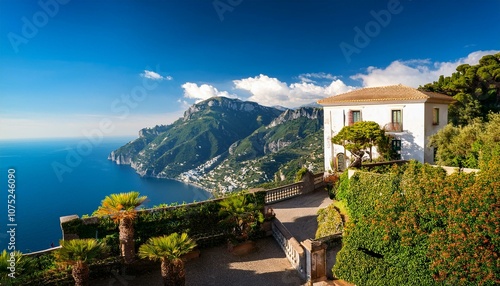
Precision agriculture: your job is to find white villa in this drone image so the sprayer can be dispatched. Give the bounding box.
[317,84,455,172]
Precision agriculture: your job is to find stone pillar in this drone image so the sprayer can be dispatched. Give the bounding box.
[301,239,327,285]
[302,171,315,194]
[60,215,80,241]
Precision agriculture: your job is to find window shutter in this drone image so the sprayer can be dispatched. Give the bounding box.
[348,110,353,126]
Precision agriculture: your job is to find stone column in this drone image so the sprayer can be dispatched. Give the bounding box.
[302,171,315,194]
[301,239,327,285]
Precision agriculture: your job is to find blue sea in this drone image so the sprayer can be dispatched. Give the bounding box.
[0,137,212,252]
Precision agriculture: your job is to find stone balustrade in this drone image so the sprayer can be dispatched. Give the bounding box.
[271,218,306,279]
[265,182,304,204]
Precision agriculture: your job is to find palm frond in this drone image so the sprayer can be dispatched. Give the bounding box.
[138,233,196,262]
[94,191,147,221]
[55,239,108,265]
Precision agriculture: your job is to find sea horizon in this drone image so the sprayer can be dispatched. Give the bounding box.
[0,136,212,252]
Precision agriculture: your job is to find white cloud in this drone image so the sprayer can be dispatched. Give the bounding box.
[233,74,355,108]
[351,50,500,87]
[181,82,237,102]
[140,70,172,81]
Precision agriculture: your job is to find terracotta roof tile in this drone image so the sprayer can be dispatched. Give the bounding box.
[317,84,455,105]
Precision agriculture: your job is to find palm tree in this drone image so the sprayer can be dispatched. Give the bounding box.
[54,239,107,286]
[138,233,196,286]
[219,194,264,241]
[94,191,147,264]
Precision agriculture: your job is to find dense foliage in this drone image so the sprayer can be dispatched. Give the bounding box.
[295,167,309,182]
[0,250,31,284]
[333,160,500,285]
[55,239,108,286]
[421,53,500,126]
[2,252,120,286]
[429,113,500,168]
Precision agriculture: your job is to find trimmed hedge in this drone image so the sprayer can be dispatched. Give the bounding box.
[333,160,500,285]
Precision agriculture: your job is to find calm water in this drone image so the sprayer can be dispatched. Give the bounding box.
[0,137,212,252]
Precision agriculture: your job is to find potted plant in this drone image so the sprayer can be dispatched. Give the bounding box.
[219,194,264,255]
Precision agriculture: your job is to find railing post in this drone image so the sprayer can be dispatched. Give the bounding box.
[301,239,327,285]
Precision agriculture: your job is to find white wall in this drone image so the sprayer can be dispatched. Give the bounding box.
[323,102,429,171]
[398,103,425,162]
[323,109,334,171]
[423,103,450,163]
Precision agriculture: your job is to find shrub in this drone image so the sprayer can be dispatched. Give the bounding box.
[295,167,309,182]
[315,204,343,239]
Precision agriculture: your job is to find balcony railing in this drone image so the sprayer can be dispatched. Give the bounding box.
[383,122,403,132]
[265,182,304,204]
[272,218,306,279]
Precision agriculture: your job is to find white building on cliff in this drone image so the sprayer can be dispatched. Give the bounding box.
[317,84,455,172]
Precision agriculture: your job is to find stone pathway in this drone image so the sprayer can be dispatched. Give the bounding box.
[270,189,332,242]
[270,189,341,281]
[90,237,304,286]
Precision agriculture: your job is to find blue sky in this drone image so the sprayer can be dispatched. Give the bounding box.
[1,0,499,139]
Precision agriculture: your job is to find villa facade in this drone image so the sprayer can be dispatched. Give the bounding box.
[318,84,455,172]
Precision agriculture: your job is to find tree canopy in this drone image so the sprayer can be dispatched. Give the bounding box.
[429,112,500,169]
[332,121,394,164]
[420,53,500,126]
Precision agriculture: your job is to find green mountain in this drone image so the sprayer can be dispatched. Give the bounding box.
[109,97,324,192]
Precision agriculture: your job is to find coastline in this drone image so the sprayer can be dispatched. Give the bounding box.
[112,158,217,199]
[172,177,217,199]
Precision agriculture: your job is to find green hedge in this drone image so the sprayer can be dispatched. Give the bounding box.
[333,165,440,285]
[333,160,500,285]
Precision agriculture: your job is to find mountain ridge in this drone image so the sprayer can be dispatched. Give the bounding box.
[109,97,324,192]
